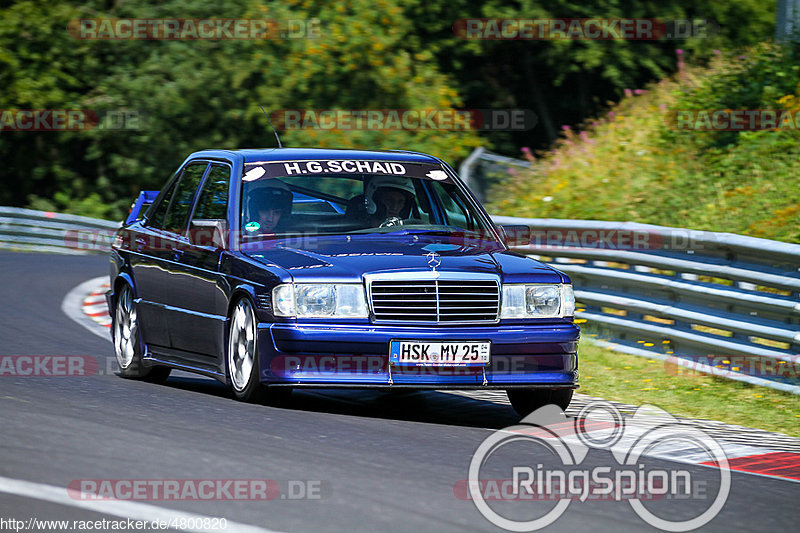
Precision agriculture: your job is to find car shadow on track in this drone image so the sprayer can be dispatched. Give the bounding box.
[160,374,522,429]
[289,389,522,429]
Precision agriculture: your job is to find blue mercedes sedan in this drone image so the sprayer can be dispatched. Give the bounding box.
[107,148,579,415]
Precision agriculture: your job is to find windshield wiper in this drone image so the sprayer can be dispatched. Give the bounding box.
[395,228,491,239]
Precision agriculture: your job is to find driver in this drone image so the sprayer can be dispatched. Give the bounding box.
[246,180,293,234]
[364,176,416,226]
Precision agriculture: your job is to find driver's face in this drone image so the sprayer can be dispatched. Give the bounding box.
[258,208,282,232]
[378,189,407,217]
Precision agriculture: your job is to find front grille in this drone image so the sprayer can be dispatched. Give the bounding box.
[370,278,500,323]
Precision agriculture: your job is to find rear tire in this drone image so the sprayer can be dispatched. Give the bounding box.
[113,283,171,382]
[507,388,573,417]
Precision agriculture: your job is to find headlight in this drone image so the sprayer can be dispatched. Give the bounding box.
[500,284,575,319]
[562,284,575,316]
[272,283,368,318]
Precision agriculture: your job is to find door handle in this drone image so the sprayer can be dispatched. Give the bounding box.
[162,236,186,261]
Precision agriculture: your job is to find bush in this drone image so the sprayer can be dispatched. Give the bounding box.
[487,44,800,243]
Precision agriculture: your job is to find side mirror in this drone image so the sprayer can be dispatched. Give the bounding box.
[499,224,531,247]
[189,219,227,250]
[124,190,159,225]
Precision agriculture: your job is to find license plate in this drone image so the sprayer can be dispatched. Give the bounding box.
[389,340,490,367]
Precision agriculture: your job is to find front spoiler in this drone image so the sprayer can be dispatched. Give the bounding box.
[257,321,580,388]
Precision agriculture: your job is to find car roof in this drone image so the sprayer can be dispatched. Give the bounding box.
[189,147,442,165]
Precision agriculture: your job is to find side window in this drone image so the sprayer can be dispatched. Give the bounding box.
[163,163,208,234]
[146,177,179,229]
[192,164,230,220]
[430,182,477,230]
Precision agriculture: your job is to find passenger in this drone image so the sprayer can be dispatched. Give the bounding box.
[246,180,293,234]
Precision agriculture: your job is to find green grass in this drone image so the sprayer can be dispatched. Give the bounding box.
[487,45,800,244]
[488,45,800,434]
[578,340,800,437]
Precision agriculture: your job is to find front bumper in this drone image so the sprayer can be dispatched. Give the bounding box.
[258,322,579,388]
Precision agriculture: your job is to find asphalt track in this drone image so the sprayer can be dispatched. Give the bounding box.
[0,251,798,532]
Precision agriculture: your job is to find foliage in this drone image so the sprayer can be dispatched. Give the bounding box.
[487,44,800,243]
[27,191,126,220]
[0,0,781,220]
[0,0,481,220]
[405,0,777,151]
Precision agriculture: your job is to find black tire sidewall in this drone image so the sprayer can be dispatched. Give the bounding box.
[507,388,573,416]
[227,297,267,403]
[114,284,149,378]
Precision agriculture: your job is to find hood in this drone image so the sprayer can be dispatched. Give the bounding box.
[241,234,564,284]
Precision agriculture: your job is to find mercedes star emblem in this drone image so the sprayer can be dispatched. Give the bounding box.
[426,251,442,270]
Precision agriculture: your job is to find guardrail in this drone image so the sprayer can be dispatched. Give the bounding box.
[494,216,800,394]
[3,206,799,393]
[459,146,532,202]
[0,207,119,254]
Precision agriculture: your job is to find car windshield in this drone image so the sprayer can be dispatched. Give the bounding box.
[239,160,499,242]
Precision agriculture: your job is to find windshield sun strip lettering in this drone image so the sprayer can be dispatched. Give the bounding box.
[242,160,450,181]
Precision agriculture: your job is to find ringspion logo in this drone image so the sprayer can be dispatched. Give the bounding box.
[464,401,730,531]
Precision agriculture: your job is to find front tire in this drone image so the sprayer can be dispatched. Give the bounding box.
[507,388,573,417]
[113,284,171,383]
[227,297,269,403]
